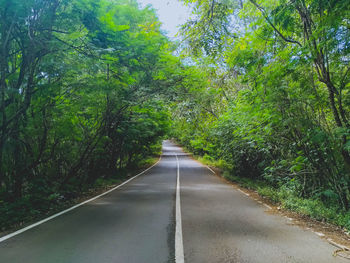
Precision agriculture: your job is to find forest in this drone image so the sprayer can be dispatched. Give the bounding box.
[1,0,350,231]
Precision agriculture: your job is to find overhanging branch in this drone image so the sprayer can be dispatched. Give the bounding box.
[249,0,302,47]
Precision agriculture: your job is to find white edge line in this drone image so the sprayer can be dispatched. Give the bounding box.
[327,238,350,251]
[238,189,250,196]
[263,204,272,210]
[313,231,325,237]
[206,166,215,175]
[0,156,162,243]
[204,162,273,211]
[175,154,185,263]
[237,188,272,210]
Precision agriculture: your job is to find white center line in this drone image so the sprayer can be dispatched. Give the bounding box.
[175,154,185,263]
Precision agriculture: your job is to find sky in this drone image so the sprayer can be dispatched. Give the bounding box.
[137,0,192,39]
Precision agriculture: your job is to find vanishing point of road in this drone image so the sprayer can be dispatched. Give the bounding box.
[0,141,347,263]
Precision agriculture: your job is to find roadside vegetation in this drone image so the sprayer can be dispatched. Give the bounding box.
[1,0,350,233]
[0,0,218,231]
[204,153,350,229]
[171,0,350,229]
[0,0,175,230]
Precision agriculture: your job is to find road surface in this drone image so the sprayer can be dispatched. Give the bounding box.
[0,140,347,262]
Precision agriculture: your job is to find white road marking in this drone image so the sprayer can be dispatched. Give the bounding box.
[238,189,250,196]
[206,166,216,175]
[175,154,185,263]
[0,156,162,243]
[238,188,272,210]
[327,238,350,251]
[314,231,325,237]
[263,204,272,210]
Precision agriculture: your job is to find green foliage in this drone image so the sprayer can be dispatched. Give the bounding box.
[0,0,177,230]
[170,0,350,226]
[1,0,349,232]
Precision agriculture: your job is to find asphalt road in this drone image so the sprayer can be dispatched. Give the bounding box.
[0,140,347,263]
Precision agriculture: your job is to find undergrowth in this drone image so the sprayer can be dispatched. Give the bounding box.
[0,156,159,233]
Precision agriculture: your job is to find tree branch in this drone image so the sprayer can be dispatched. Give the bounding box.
[249,0,302,47]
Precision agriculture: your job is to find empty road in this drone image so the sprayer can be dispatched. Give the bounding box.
[0,141,347,262]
